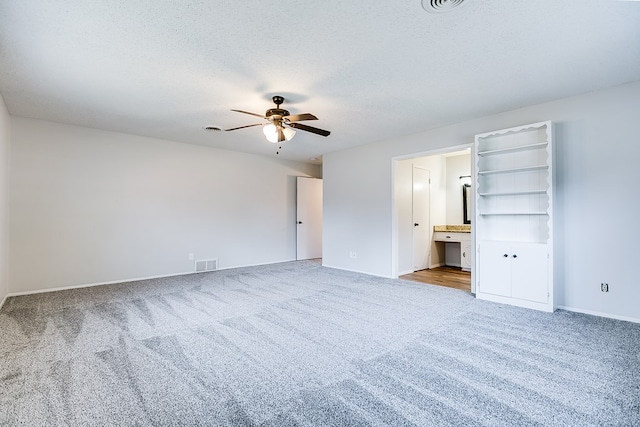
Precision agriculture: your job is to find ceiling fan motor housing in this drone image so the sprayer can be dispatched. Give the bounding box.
[266,108,290,119]
[267,96,288,120]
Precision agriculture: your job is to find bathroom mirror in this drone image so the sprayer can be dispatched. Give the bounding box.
[463,184,471,224]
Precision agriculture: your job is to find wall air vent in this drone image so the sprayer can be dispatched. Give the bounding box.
[422,0,468,13]
[195,259,217,273]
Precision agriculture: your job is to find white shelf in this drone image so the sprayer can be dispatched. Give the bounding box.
[479,212,548,216]
[477,142,548,157]
[478,165,548,175]
[479,190,547,197]
[474,120,554,313]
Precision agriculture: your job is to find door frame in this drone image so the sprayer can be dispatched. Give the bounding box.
[391,142,476,292]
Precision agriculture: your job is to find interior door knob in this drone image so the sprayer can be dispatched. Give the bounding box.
[414,223,419,226]
[297,221,303,224]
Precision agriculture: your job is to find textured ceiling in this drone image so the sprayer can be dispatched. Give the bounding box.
[1,1,639,164]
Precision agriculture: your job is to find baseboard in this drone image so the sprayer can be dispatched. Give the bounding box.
[429,262,444,269]
[397,269,414,276]
[557,305,640,324]
[3,258,299,299]
[321,263,392,279]
[5,270,196,298]
[0,293,8,311]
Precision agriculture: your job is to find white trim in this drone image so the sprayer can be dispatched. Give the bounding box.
[557,305,640,324]
[321,263,392,279]
[0,294,8,311]
[477,292,554,313]
[5,270,195,298]
[397,269,414,276]
[2,259,298,299]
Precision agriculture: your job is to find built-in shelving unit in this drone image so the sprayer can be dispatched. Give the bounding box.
[474,121,554,312]
[477,142,548,156]
[479,190,547,197]
[478,165,548,175]
[479,212,548,216]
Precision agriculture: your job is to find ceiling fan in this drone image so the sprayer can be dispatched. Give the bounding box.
[205,96,330,144]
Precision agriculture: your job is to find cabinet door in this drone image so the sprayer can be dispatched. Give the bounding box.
[461,240,472,270]
[510,243,548,303]
[479,241,511,297]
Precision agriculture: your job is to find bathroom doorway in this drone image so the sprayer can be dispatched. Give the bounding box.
[392,145,474,291]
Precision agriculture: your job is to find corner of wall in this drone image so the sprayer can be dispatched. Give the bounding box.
[0,92,10,309]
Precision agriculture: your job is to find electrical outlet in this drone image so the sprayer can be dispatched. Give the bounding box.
[188,253,194,261]
[349,251,357,259]
[601,283,609,292]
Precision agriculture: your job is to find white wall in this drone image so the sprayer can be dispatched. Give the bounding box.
[9,118,320,293]
[324,80,640,321]
[0,94,9,308]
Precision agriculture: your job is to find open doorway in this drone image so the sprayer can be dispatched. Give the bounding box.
[392,145,474,292]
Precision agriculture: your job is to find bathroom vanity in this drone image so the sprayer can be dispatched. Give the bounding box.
[433,225,471,271]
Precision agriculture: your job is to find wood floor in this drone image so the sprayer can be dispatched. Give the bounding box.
[400,266,471,292]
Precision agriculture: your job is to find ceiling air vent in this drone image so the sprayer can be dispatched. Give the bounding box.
[422,0,468,13]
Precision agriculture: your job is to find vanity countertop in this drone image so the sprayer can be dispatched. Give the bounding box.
[434,225,471,233]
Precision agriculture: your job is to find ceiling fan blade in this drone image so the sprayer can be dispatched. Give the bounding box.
[224,123,263,131]
[289,122,331,137]
[284,113,318,122]
[230,109,267,119]
[277,126,285,142]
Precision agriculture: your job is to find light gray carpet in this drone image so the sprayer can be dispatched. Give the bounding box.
[0,260,638,426]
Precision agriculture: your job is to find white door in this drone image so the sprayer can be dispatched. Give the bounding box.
[296,177,323,260]
[412,167,430,271]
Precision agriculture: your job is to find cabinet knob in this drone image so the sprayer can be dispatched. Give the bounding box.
[414,223,419,227]
[503,254,508,258]
[463,252,466,258]
[513,254,517,258]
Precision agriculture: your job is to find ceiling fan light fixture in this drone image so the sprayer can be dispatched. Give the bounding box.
[262,123,279,143]
[282,127,296,141]
[219,96,330,145]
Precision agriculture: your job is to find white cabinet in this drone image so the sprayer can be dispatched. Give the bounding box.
[433,231,464,242]
[479,241,548,304]
[461,236,472,271]
[474,121,554,312]
[433,231,472,271]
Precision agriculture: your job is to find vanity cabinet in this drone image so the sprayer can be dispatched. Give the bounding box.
[461,237,472,271]
[433,231,472,272]
[474,121,554,312]
[433,231,464,242]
